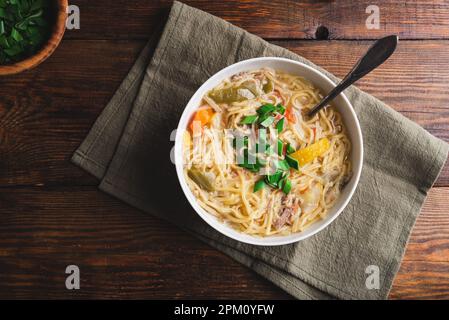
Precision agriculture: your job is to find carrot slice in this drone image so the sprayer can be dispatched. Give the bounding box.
[285,107,296,124]
[189,107,215,133]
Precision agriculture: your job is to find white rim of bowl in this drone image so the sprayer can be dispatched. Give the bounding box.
[174,57,363,246]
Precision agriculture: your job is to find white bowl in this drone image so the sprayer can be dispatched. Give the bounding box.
[175,57,363,246]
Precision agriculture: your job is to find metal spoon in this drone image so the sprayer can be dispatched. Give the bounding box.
[307,35,398,117]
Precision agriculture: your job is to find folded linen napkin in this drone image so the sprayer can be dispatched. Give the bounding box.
[72,1,448,299]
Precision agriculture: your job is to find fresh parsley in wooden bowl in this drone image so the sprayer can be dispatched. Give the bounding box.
[0,0,67,75]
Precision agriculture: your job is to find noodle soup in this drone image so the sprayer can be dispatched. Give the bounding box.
[183,68,352,237]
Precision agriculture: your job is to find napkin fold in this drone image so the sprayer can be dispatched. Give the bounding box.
[72,1,448,299]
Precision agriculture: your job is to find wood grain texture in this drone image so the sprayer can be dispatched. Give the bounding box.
[389,187,449,299]
[1,40,448,187]
[1,0,448,300]
[399,187,449,263]
[0,186,291,299]
[389,261,449,299]
[0,40,144,187]
[66,0,449,40]
[0,186,447,299]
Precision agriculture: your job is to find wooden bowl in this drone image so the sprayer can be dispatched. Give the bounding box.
[0,0,68,76]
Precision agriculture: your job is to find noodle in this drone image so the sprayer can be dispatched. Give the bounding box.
[184,68,352,237]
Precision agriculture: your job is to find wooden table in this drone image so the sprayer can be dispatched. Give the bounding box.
[1,0,448,299]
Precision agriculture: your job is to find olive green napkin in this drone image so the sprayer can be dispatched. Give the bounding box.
[72,1,448,299]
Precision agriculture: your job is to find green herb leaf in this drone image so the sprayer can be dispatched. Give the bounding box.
[239,115,258,125]
[276,117,285,133]
[0,0,50,64]
[257,104,276,116]
[238,149,260,172]
[0,8,7,19]
[286,143,296,154]
[276,159,290,171]
[276,104,286,115]
[265,144,274,155]
[259,115,275,127]
[265,171,283,188]
[277,139,284,156]
[239,163,258,172]
[278,177,285,189]
[285,155,299,170]
[282,179,292,194]
[256,156,267,167]
[0,34,8,47]
[233,136,248,148]
[4,44,21,56]
[30,0,44,12]
[257,128,267,147]
[253,179,266,192]
[11,27,22,41]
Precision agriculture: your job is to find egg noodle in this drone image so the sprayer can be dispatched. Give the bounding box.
[183,68,352,237]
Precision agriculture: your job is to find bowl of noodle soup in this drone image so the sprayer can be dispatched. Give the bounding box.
[175,57,363,246]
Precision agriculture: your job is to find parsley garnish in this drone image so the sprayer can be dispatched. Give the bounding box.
[0,0,50,64]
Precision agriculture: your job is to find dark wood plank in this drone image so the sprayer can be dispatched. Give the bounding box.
[67,0,449,40]
[398,187,449,263]
[0,186,447,299]
[0,186,290,299]
[389,261,449,299]
[390,187,449,299]
[1,39,448,187]
[0,40,145,187]
[0,0,446,302]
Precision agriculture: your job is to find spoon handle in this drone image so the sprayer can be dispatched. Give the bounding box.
[307,35,398,117]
